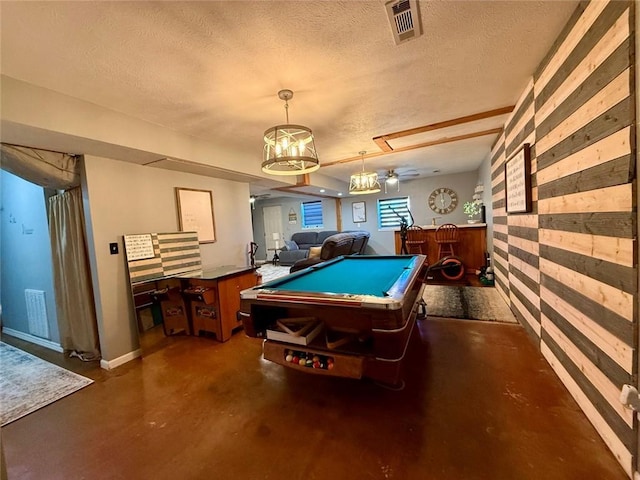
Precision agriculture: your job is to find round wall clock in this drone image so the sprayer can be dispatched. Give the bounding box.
[428,187,459,214]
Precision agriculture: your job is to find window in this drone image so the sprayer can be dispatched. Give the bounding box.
[301,200,323,228]
[377,197,411,229]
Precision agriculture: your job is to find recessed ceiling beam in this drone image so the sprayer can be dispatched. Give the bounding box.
[271,185,336,199]
[321,106,513,168]
[390,127,504,153]
[372,105,514,145]
[322,127,504,168]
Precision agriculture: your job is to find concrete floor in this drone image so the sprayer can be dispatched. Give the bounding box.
[2,318,627,480]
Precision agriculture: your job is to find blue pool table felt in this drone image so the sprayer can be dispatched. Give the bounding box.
[263,256,416,297]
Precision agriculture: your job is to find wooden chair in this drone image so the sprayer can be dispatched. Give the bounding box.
[435,223,459,259]
[406,225,427,256]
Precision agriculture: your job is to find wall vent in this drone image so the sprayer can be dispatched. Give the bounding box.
[25,289,50,339]
[385,0,422,45]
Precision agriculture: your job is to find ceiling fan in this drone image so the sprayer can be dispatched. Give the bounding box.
[380,168,419,192]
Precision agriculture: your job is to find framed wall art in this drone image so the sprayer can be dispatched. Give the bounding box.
[352,201,366,223]
[175,187,216,243]
[505,144,532,214]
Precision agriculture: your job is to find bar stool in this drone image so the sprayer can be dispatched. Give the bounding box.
[435,223,459,259]
[406,225,427,256]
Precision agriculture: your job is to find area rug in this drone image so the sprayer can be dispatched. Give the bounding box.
[423,286,517,323]
[257,264,291,283]
[0,342,94,426]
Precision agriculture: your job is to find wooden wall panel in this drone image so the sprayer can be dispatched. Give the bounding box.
[490,131,510,305]
[534,1,636,475]
[505,79,541,340]
[125,231,201,284]
[489,1,636,475]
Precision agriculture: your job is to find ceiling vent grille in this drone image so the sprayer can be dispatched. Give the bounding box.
[385,0,422,45]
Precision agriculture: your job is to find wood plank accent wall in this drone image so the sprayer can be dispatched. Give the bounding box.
[490,1,637,476]
[125,231,202,284]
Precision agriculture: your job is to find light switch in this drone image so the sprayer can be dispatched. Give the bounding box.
[109,243,119,255]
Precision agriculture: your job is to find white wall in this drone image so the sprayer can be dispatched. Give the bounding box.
[253,170,480,255]
[81,155,253,362]
[341,171,479,254]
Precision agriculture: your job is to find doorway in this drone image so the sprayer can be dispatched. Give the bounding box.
[262,205,283,262]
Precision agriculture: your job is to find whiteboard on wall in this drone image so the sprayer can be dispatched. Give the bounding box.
[175,187,216,243]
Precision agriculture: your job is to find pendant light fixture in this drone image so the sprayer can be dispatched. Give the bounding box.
[384,170,400,193]
[349,151,381,195]
[262,89,320,176]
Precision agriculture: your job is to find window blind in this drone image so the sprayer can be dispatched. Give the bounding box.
[301,201,323,228]
[377,197,410,229]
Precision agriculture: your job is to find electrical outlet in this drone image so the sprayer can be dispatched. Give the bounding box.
[109,243,119,255]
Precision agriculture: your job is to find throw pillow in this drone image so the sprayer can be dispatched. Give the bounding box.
[308,246,322,259]
[283,240,298,251]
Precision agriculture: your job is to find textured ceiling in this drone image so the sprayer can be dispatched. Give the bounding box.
[0,1,578,196]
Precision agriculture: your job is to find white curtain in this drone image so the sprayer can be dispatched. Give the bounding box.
[48,188,100,361]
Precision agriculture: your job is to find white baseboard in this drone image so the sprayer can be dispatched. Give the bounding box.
[100,348,142,370]
[1,327,64,353]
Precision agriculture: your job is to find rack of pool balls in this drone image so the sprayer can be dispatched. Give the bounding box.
[284,349,334,370]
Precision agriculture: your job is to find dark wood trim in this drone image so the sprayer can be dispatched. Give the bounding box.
[541,330,634,450]
[538,212,634,238]
[537,98,633,170]
[538,155,634,199]
[493,215,507,225]
[492,180,505,196]
[541,273,634,345]
[493,198,505,209]
[540,244,637,294]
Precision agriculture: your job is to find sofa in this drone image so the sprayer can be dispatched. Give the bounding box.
[278,230,339,266]
[289,231,370,273]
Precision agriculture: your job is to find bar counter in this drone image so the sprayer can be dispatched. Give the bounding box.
[394,223,487,273]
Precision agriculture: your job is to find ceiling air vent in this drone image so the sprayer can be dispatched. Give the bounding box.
[385,0,422,45]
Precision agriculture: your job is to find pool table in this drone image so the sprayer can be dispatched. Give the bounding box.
[239,255,427,386]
